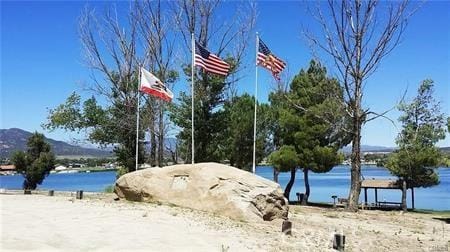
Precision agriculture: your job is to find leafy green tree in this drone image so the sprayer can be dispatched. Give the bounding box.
[222,94,270,171]
[269,60,350,202]
[44,91,145,173]
[268,145,299,199]
[170,71,230,163]
[267,89,289,182]
[447,117,450,132]
[11,133,55,190]
[285,61,349,203]
[386,80,446,210]
[440,153,450,167]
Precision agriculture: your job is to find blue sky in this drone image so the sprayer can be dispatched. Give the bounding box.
[1,1,449,147]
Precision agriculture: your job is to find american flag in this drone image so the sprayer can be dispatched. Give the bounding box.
[195,41,230,76]
[257,38,286,80]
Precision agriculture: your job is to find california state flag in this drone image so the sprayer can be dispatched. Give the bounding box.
[140,68,173,102]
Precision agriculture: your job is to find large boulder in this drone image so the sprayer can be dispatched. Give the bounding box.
[114,162,288,221]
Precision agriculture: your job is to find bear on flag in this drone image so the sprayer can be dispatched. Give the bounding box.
[139,68,173,102]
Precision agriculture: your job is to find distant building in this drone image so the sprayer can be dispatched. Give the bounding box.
[54,165,68,171]
[0,164,15,171]
[103,163,116,169]
[68,163,85,168]
[0,164,16,175]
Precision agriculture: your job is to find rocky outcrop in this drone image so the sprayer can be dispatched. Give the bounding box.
[114,162,288,221]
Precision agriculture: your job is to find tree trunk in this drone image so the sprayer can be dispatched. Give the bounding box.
[23,179,36,190]
[170,146,177,164]
[175,141,178,164]
[348,112,363,211]
[148,104,157,166]
[273,168,279,183]
[150,130,156,166]
[347,17,365,211]
[302,168,310,205]
[284,167,296,201]
[401,180,407,211]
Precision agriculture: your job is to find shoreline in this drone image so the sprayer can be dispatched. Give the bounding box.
[2,189,449,213]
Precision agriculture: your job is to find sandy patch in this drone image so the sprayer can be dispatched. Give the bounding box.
[1,193,448,251]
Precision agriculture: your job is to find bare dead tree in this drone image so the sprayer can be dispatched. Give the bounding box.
[306,0,416,211]
[48,1,177,170]
[76,5,148,172]
[80,5,141,106]
[134,0,178,167]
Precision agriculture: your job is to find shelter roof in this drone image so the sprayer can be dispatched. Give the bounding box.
[361,179,401,189]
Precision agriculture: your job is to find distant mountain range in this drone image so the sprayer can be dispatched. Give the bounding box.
[0,128,112,158]
[1,128,447,159]
[439,147,450,153]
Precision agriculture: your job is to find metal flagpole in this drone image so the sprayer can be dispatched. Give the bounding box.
[191,33,195,165]
[135,68,141,171]
[252,33,259,174]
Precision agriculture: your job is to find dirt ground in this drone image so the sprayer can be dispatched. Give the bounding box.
[1,193,448,251]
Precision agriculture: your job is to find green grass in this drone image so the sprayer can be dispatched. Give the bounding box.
[55,155,114,159]
[77,167,117,173]
[103,185,114,193]
[411,209,450,217]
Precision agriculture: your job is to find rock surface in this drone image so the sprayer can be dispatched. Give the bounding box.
[114,162,288,221]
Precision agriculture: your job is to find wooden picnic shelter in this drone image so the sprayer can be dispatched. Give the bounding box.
[361,179,415,209]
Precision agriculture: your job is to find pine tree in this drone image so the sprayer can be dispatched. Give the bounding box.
[386,80,446,210]
[12,132,55,190]
[222,94,270,170]
[269,60,350,202]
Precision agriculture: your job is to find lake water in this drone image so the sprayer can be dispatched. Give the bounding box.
[0,172,117,193]
[258,166,450,211]
[1,165,449,210]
